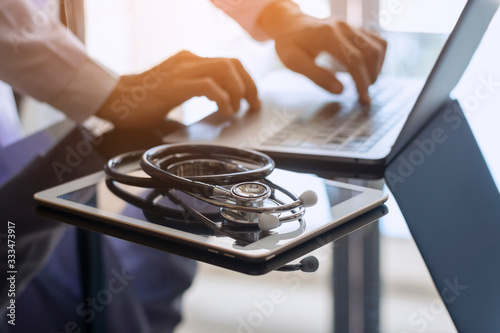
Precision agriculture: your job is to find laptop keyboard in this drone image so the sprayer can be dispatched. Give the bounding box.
[261,82,420,153]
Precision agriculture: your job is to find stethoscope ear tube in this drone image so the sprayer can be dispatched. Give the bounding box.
[139,143,275,195]
[105,150,160,188]
[104,144,275,190]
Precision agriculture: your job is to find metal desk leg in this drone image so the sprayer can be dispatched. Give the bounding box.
[77,229,105,333]
[333,220,380,333]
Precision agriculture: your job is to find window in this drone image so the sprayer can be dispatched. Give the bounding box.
[331,0,468,77]
[86,0,331,74]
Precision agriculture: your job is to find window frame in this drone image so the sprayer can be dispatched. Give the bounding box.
[330,0,380,30]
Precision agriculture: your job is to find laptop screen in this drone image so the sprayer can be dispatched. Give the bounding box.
[387,0,500,165]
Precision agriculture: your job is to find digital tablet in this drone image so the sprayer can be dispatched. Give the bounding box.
[34,168,387,270]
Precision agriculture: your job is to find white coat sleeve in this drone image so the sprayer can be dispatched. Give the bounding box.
[0,0,119,123]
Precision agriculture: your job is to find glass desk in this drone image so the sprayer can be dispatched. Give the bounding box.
[0,119,460,333]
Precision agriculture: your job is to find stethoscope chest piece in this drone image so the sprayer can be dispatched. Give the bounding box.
[231,182,271,203]
[220,182,280,229]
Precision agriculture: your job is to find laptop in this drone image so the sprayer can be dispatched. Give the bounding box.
[164,0,499,179]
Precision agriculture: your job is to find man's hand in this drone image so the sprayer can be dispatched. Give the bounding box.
[258,1,387,104]
[96,51,260,128]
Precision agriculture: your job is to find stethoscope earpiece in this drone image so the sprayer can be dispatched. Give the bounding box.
[257,214,280,231]
[298,190,319,207]
[276,256,320,273]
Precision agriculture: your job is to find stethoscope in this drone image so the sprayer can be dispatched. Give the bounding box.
[105,144,318,231]
[104,143,319,272]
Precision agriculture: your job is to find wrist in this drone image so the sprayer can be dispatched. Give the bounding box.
[258,1,304,40]
[96,75,138,126]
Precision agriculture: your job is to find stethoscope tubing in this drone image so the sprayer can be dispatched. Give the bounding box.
[105,144,275,191]
[140,143,275,195]
[105,150,163,188]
